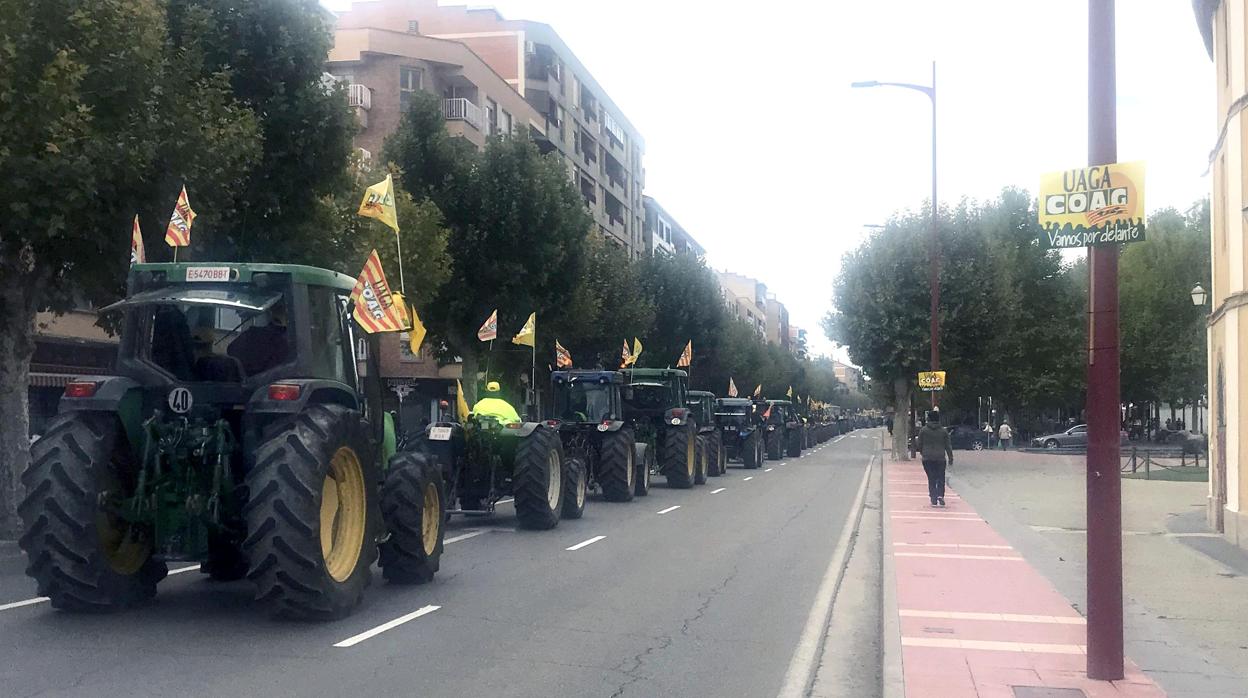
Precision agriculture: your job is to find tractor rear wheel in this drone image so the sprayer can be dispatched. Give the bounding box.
[662,424,696,489]
[513,428,563,530]
[244,404,377,620]
[19,413,167,611]
[633,443,653,497]
[562,455,587,519]
[694,436,709,485]
[766,431,782,461]
[599,429,635,502]
[379,452,444,584]
[743,431,762,470]
[787,429,802,458]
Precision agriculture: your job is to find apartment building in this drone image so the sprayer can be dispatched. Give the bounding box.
[333,1,647,258]
[832,360,865,393]
[717,271,768,338]
[1194,0,1248,551]
[326,27,543,157]
[643,195,705,257]
[765,296,791,352]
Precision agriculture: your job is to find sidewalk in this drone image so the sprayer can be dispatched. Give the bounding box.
[884,459,1166,697]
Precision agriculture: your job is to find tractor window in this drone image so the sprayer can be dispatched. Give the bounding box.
[555,380,613,422]
[137,298,292,382]
[624,383,671,411]
[307,287,348,383]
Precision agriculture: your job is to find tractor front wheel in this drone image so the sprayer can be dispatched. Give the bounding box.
[19,413,167,611]
[379,452,445,584]
[562,455,587,519]
[634,444,653,497]
[513,429,563,530]
[709,431,725,476]
[244,404,378,620]
[694,436,709,485]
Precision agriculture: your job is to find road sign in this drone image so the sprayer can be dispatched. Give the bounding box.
[1038,161,1145,248]
[917,371,946,392]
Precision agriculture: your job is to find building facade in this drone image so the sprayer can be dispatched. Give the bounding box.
[333,0,647,258]
[327,27,544,156]
[643,195,705,257]
[765,296,791,352]
[717,271,768,337]
[1194,0,1248,550]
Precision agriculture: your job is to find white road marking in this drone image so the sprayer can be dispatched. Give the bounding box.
[444,530,488,545]
[168,564,200,575]
[743,476,754,481]
[900,636,1084,655]
[895,552,1024,561]
[711,487,726,494]
[565,535,606,551]
[777,455,874,698]
[894,543,1012,550]
[496,498,514,505]
[334,605,441,648]
[765,468,774,472]
[899,609,1085,625]
[0,597,49,612]
[656,505,681,515]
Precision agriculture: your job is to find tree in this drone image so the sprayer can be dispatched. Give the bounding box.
[1120,201,1211,415]
[0,0,354,537]
[564,237,656,369]
[636,253,725,378]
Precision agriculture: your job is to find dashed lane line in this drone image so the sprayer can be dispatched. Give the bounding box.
[443,530,489,545]
[656,505,681,515]
[711,487,726,494]
[333,605,441,648]
[168,564,200,575]
[565,535,606,551]
[765,468,774,472]
[3,563,198,613]
[743,476,754,481]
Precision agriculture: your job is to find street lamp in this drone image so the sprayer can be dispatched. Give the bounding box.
[1191,283,1207,306]
[851,62,940,393]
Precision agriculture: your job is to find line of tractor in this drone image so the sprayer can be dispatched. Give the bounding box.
[16,262,872,621]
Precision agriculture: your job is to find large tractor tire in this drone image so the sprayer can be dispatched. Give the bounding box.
[599,429,635,502]
[743,431,762,470]
[662,424,697,489]
[694,435,709,485]
[562,454,587,520]
[513,428,563,530]
[19,413,167,611]
[709,431,725,476]
[787,429,802,458]
[766,430,783,461]
[633,443,653,497]
[378,452,445,584]
[244,404,378,620]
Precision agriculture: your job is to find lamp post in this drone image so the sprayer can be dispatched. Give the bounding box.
[1191,284,1208,433]
[852,62,939,403]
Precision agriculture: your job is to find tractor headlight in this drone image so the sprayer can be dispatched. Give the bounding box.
[671,418,682,426]
[767,425,776,431]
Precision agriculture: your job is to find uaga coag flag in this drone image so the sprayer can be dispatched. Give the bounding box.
[350,250,408,333]
[1038,161,1145,248]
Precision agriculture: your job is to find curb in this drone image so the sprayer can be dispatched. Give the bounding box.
[880,450,904,698]
[777,453,875,698]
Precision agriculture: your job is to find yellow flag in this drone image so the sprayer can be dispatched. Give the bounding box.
[405,301,427,356]
[456,380,470,423]
[358,173,399,233]
[632,337,643,364]
[511,312,536,347]
[130,215,145,265]
[786,385,794,398]
[753,384,762,398]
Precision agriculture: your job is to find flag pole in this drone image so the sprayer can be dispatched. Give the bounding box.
[394,230,406,294]
[531,343,537,419]
[173,248,178,263]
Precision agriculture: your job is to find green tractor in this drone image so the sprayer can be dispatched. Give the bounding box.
[686,390,725,478]
[18,263,445,619]
[619,368,702,490]
[548,370,638,502]
[763,399,805,460]
[417,400,573,529]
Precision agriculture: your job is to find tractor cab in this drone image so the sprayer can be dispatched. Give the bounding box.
[551,370,624,426]
[686,390,716,428]
[620,368,690,422]
[715,397,757,430]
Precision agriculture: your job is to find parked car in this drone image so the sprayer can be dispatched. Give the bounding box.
[949,425,989,450]
[1031,424,1130,449]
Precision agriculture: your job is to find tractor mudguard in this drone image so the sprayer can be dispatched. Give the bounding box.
[57,376,144,454]
[246,379,359,415]
[496,422,541,439]
[663,407,692,428]
[600,420,626,433]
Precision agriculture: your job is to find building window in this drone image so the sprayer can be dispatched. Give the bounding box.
[485,98,498,136]
[408,20,419,33]
[501,109,513,135]
[399,67,423,112]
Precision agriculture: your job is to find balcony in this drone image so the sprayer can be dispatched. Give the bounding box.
[347,84,371,110]
[442,98,482,131]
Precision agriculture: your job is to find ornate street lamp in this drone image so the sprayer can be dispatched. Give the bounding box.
[1190,283,1208,306]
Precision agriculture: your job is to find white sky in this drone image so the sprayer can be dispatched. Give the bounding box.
[322,1,1215,361]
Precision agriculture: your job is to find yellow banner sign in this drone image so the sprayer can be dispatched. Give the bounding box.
[1038,161,1145,248]
[918,371,946,392]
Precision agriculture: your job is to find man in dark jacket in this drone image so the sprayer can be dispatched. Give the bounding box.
[917,411,953,506]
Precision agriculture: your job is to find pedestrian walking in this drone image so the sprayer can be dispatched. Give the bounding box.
[997,420,1013,450]
[917,411,953,507]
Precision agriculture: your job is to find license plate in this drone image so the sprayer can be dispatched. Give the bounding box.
[185,266,232,282]
[429,426,452,441]
[726,426,737,431]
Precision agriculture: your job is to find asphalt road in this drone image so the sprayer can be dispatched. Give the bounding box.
[0,430,880,698]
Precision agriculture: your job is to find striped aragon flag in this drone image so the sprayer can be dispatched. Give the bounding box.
[164,185,195,247]
[130,215,145,265]
[349,250,408,333]
[555,340,572,368]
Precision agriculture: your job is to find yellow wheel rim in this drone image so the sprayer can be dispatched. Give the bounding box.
[421,481,440,556]
[95,468,149,575]
[686,435,695,477]
[320,447,367,583]
[626,448,635,489]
